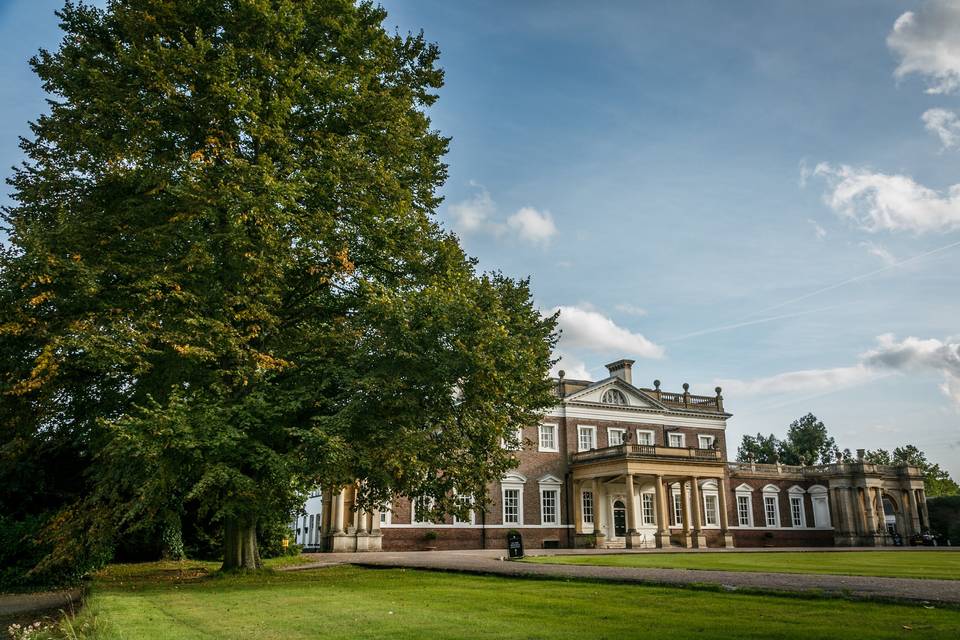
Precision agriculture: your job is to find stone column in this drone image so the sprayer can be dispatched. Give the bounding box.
[717,477,734,548]
[919,489,930,530]
[862,486,878,543]
[370,508,382,534]
[654,474,670,548]
[625,474,640,548]
[679,480,692,548]
[907,487,922,535]
[334,488,345,534]
[592,478,606,545]
[573,480,584,535]
[690,477,706,548]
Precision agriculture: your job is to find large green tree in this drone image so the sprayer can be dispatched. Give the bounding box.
[864,446,959,497]
[1,0,556,573]
[736,413,837,465]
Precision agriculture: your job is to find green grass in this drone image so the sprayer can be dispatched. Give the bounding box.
[65,561,960,638]
[522,550,960,580]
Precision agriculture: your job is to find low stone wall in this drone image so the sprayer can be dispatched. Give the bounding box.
[732,529,834,548]
[382,527,569,552]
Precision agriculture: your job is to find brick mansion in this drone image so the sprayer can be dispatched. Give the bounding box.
[293,359,929,552]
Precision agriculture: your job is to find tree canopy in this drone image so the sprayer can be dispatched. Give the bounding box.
[1,0,557,575]
[736,413,838,465]
[737,415,958,499]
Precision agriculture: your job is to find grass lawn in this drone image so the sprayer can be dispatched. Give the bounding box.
[63,561,960,639]
[521,550,960,580]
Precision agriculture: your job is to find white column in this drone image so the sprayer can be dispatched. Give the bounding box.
[690,477,706,548]
[654,475,670,548]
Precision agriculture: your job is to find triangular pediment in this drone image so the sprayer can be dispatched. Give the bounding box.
[564,377,665,410]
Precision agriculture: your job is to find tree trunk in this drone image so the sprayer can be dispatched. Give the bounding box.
[222,517,261,571]
[161,513,185,561]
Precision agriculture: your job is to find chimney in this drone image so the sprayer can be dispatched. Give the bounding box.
[605,359,635,385]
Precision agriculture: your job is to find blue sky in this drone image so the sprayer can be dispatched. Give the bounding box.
[2,1,959,475]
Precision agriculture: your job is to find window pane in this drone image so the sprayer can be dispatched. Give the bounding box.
[673,493,683,526]
[790,496,803,527]
[503,489,520,524]
[609,429,624,446]
[637,431,653,445]
[669,433,684,447]
[642,494,655,525]
[582,491,594,524]
[737,495,751,526]
[541,489,558,524]
[764,496,778,527]
[578,427,595,451]
[539,425,556,450]
[704,494,718,525]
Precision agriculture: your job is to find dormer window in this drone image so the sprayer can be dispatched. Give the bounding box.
[601,389,627,405]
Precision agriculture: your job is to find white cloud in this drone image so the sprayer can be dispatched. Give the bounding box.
[553,305,664,359]
[717,365,877,397]
[549,350,592,380]
[717,334,960,410]
[807,218,828,240]
[506,207,557,246]
[922,108,960,149]
[862,334,960,409]
[446,186,558,246]
[813,162,960,233]
[448,187,495,234]
[614,303,648,317]
[859,240,897,266]
[888,2,960,94]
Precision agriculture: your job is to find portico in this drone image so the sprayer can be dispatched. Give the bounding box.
[571,444,734,549]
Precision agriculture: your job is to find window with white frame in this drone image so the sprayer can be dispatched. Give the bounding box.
[453,494,474,525]
[672,491,684,526]
[697,434,714,449]
[608,428,626,446]
[763,486,780,527]
[501,473,526,526]
[790,495,804,527]
[636,430,654,446]
[601,388,628,405]
[577,425,597,452]
[641,493,655,525]
[539,476,562,526]
[736,491,753,527]
[538,424,558,452]
[503,489,521,525]
[704,494,719,526]
[412,496,434,524]
[582,490,594,524]
[380,503,392,526]
[668,432,685,448]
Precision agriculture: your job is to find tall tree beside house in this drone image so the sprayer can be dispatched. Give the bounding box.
[0,0,557,575]
[864,446,959,497]
[736,413,836,465]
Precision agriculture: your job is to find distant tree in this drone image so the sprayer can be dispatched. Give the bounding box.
[864,445,957,497]
[779,413,836,465]
[736,413,836,465]
[736,433,780,464]
[1,0,557,575]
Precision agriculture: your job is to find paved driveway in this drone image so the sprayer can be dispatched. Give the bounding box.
[293,548,960,606]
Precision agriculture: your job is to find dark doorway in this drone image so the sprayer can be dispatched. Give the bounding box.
[613,500,627,537]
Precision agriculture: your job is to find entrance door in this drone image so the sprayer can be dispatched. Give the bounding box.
[613,500,627,537]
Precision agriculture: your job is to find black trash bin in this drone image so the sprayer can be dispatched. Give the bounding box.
[507,531,524,559]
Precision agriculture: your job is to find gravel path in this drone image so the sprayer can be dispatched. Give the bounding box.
[293,549,960,606]
[0,589,82,618]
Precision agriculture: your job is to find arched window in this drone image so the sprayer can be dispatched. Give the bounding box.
[601,389,627,405]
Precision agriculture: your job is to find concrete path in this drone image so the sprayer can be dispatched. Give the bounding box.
[293,549,960,606]
[0,589,82,619]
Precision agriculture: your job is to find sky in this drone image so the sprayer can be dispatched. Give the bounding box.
[1,1,959,476]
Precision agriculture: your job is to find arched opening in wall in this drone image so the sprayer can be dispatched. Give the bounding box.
[612,500,627,537]
[882,494,900,536]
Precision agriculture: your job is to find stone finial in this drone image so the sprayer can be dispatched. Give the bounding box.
[682,382,690,391]
[558,370,565,379]
[653,379,661,389]
[715,386,722,396]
